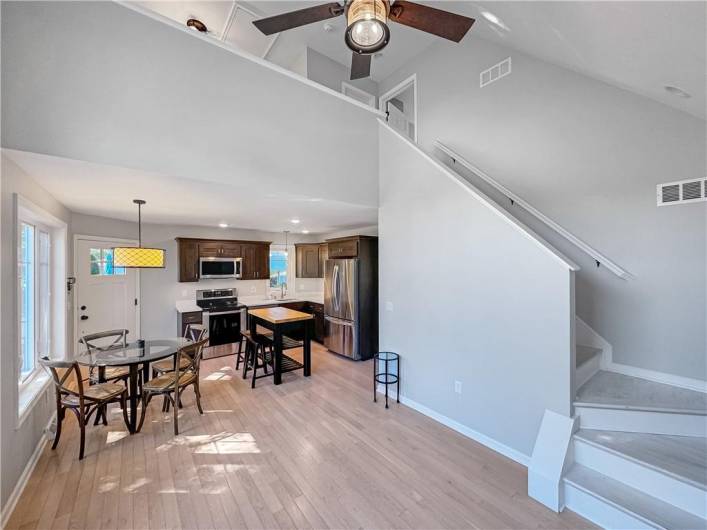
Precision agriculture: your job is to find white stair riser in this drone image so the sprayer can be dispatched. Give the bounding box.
[576,354,601,390]
[576,406,707,437]
[574,439,707,519]
[563,482,657,530]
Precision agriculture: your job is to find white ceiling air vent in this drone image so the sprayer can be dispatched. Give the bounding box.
[657,178,707,206]
[480,57,511,88]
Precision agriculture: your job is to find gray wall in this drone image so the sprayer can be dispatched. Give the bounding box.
[379,37,707,381]
[379,123,575,458]
[70,213,321,341]
[306,48,379,100]
[1,156,71,511]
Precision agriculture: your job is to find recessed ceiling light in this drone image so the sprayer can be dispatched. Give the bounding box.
[664,85,691,99]
[480,10,509,31]
[186,18,207,33]
[218,222,228,228]
[290,218,301,224]
[302,229,310,234]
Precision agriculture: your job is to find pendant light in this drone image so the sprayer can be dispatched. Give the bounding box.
[113,200,165,268]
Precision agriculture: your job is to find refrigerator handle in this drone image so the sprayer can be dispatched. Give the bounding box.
[325,315,354,326]
[333,264,340,312]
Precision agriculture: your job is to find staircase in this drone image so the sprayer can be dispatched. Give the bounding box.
[562,351,707,529]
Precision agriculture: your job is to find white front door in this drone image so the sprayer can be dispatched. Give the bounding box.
[75,238,139,351]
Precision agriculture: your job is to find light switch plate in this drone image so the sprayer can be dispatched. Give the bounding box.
[385,301,394,312]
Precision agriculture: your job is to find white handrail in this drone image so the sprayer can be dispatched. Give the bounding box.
[434,141,633,280]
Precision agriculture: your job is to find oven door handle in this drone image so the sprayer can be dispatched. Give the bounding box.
[207,309,245,316]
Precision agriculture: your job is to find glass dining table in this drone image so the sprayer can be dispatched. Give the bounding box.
[75,338,191,433]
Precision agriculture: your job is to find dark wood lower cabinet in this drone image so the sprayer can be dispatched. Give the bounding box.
[279,301,324,343]
[178,311,202,337]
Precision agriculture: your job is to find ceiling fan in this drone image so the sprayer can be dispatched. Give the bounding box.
[252,0,475,80]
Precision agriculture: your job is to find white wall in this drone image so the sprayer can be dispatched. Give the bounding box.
[70,213,322,340]
[379,37,707,382]
[379,122,576,458]
[0,156,71,512]
[306,48,379,100]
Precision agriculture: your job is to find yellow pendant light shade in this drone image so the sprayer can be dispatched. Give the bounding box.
[114,246,165,268]
[113,200,165,268]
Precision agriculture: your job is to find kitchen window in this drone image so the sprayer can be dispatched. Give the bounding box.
[270,249,288,288]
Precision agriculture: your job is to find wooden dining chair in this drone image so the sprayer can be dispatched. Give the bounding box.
[40,357,129,460]
[137,338,208,436]
[79,329,131,385]
[151,324,207,378]
[184,323,208,342]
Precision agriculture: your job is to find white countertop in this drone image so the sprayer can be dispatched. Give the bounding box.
[175,293,324,313]
[175,300,201,313]
[239,293,324,308]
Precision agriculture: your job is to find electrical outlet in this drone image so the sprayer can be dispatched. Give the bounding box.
[385,301,394,312]
[181,289,188,297]
[250,286,256,293]
[454,380,462,394]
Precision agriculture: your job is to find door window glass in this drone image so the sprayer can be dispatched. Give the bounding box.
[90,248,126,276]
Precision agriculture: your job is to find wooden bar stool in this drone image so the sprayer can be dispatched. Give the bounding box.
[240,330,273,388]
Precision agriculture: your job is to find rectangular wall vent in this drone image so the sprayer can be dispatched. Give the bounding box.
[480,57,511,88]
[657,178,707,206]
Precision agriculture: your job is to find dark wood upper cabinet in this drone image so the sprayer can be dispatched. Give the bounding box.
[175,238,270,283]
[177,239,200,282]
[221,242,242,258]
[295,244,320,278]
[198,241,222,257]
[295,243,329,278]
[326,236,365,258]
[318,243,328,277]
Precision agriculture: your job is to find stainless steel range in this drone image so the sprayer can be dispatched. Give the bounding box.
[196,288,246,347]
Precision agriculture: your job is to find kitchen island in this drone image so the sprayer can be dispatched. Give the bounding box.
[249,306,313,385]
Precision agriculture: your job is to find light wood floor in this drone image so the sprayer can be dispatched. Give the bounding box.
[7,343,594,530]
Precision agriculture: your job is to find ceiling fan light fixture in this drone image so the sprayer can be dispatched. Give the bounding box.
[345,0,390,54]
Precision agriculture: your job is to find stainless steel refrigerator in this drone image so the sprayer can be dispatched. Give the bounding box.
[324,246,378,360]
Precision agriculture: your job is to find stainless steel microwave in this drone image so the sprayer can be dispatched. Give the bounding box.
[199,257,242,279]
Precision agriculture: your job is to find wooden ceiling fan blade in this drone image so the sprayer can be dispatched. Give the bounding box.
[389,0,475,42]
[252,3,344,35]
[350,53,371,80]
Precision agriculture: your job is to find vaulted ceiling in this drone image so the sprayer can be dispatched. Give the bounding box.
[133,1,705,118]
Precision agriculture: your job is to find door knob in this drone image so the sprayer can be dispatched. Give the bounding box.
[80,315,89,320]
[80,305,87,310]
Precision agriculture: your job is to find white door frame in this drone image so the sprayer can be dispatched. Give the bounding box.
[379,73,417,143]
[72,234,141,349]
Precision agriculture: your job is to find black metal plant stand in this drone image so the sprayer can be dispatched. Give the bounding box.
[373,352,400,409]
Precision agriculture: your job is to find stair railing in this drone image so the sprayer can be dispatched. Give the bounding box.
[434,141,633,280]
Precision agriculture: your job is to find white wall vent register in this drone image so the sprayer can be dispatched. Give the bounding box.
[656,178,707,206]
[480,57,511,88]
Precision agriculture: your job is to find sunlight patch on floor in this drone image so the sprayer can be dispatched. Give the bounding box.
[155,432,261,454]
[123,477,151,493]
[106,431,129,444]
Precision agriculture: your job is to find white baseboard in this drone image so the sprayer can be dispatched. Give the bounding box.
[608,361,707,394]
[376,385,530,466]
[1,413,55,528]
